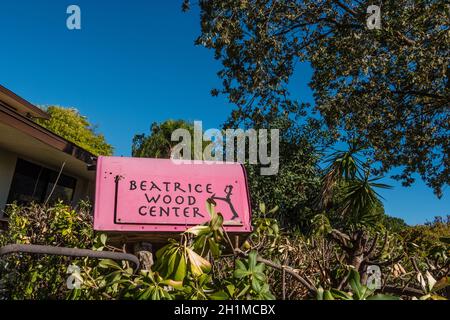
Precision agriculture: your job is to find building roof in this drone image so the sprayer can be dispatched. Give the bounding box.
[0,84,96,173]
[0,85,50,120]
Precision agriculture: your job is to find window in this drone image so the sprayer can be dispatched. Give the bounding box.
[7,158,77,206]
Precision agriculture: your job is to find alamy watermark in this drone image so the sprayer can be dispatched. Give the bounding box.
[66,5,81,30]
[63,2,380,176]
[367,5,381,30]
[66,4,381,31]
[66,264,82,289]
[170,121,280,176]
[66,4,380,31]
[366,265,382,290]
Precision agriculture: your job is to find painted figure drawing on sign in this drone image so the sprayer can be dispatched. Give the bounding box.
[210,185,239,221]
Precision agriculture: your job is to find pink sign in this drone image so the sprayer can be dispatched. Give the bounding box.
[94,156,252,234]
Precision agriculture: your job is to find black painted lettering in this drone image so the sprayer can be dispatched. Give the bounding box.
[138,206,147,216]
[175,196,184,205]
[163,195,172,204]
[149,181,161,192]
[188,196,196,206]
[145,194,160,204]
[193,207,204,218]
[174,182,186,193]
[163,182,170,192]
[160,207,170,217]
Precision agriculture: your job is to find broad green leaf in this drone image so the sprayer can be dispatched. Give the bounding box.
[259,203,266,214]
[316,287,324,300]
[100,234,107,246]
[209,290,229,300]
[268,206,279,214]
[206,199,217,218]
[429,295,448,300]
[236,285,251,298]
[186,247,211,276]
[330,288,352,300]
[323,290,335,300]
[185,225,211,236]
[431,276,450,293]
[226,284,236,297]
[166,250,178,278]
[173,254,187,282]
[98,259,121,270]
[248,251,258,270]
[367,294,401,300]
[234,268,250,279]
[161,279,183,290]
[211,212,224,231]
[252,277,262,292]
[208,237,221,258]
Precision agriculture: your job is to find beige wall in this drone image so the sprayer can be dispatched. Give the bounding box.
[0,148,17,216]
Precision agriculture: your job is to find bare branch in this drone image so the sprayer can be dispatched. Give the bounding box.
[234,248,318,294]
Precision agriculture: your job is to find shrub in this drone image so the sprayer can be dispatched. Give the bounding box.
[0,201,94,299]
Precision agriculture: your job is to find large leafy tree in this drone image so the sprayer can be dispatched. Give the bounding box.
[246,116,325,227]
[132,120,202,159]
[188,0,449,197]
[37,106,113,156]
[133,118,326,228]
[318,144,392,228]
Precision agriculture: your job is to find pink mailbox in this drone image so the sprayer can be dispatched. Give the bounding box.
[94,156,252,241]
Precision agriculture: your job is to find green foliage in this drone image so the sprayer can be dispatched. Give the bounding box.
[132,120,205,159]
[154,240,212,281]
[252,205,280,239]
[0,202,95,299]
[319,145,392,229]
[191,0,449,197]
[0,200,278,300]
[418,276,450,300]
[131,271,179,300]
[413,271,450,301]
[65,200,277,300]
[401,216,450,261]
[36,106,113,156]
[151,201,275,300]
[245,118,325,228]
[317,270,399,300]
[311,213,332,237]
[340,176,391,226]
[0,198,446,300]
[186,200,227,258]
[233,251,275,300]
[380,215,408,233]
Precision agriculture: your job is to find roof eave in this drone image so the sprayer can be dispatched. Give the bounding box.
[0,84,50,120]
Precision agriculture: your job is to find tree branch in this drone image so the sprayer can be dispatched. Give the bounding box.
[332,0,358,17]
[330,229,352,251]
[363,232,379,260]
[382,285,423,297]
[234,248,318,294]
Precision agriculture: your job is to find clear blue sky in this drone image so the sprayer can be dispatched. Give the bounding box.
[0,1,448,225]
